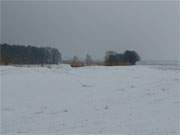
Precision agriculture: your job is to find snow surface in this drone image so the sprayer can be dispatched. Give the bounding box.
[1,65,180,135]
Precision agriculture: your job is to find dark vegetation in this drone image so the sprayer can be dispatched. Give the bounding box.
[105,50,140,66]
[68,50,140,67]
[0,43,62,65]
[0,43,140,66]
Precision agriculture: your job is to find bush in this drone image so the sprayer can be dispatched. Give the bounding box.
[105,50,140,66]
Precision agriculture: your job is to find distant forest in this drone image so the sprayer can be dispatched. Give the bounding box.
[0,43,62,65]
[70,50,140,67]
[105,50,140,66]
[0,43,140,66]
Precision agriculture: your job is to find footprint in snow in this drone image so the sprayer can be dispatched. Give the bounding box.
[2,107,15,112]
[173,78,179,81]
[130,85,135,88]
[63,109,68,112]
[40,106,47,110]
[116,88,125,92]
[146,92,155,96]
[48,111,61,115]
[161,88,167,92]
[82,84,92,87]
[133,76,140,79]
[104,105,109,110]
[34,110,44,115]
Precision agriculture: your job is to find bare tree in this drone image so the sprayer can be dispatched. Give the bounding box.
[71,56,83,67]
[85,54,93,66]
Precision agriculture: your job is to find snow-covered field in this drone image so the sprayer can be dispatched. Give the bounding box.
[1,65,180,135]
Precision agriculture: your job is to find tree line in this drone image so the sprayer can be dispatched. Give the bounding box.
[0,43,62,65]
[105,50,140,66]
[68,50,140,67]
[0,43,140,66]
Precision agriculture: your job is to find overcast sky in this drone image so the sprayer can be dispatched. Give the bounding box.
[1,1,179,61]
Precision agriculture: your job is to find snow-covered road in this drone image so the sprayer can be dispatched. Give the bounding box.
[1,65,179,135]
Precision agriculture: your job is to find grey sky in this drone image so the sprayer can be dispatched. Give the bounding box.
[1,1,179,60]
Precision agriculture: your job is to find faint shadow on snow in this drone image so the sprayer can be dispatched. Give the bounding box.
[2,107,15,112]
[81,84,93,88]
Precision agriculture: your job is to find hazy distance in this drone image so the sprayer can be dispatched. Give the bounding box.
[1,1,179,61]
